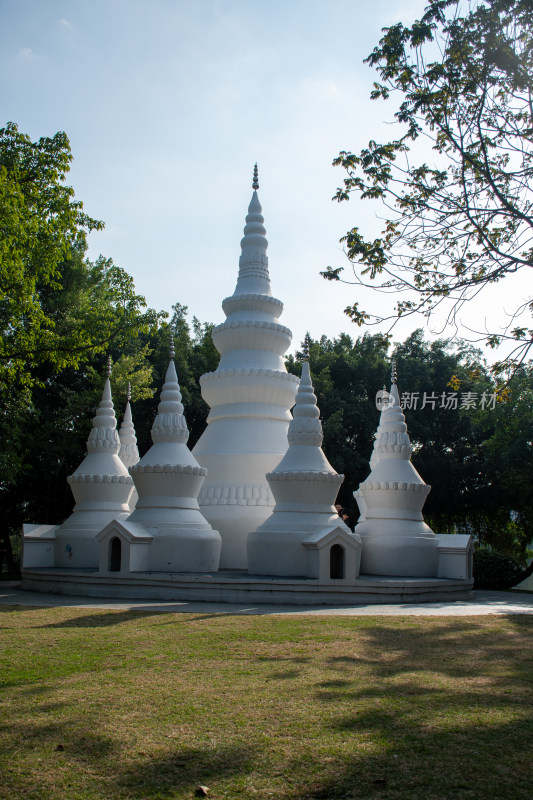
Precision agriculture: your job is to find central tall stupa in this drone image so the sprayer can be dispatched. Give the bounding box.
[193,167,299,568]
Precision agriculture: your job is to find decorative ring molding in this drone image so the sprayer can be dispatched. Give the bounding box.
[222,293,283,312]
[213,319,291,336]
[198,483,273,506]
[236,268,270,282]
[130,464,207,476]
[360,480,431,493]
[68,473,133,485]
[200,368,299,384]
[376,444,413,454]
[267,471,344,483]
[87,440,120,451]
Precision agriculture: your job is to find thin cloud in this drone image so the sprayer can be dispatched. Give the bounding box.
[59,18,75,31]
[17,47,36,62]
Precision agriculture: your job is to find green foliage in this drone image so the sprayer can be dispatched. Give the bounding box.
[288,329,533,560]
[0,122,166,547]
[473,549,525,589]
[0,304,220,549]
[325,0,533,375]
[0,123,160,392]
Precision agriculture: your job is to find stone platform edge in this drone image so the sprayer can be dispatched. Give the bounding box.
[21,568,473,605]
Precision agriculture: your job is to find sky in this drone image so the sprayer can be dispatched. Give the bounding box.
[0,0,522,358]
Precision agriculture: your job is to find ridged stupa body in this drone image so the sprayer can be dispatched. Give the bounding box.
[55,366,134,568]
[193,168,299,568]
[118,387,140,510]
[248,358,361,578]
[126,352,221,572]
[354,371,439,577]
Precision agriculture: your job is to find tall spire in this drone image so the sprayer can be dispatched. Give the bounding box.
[235,166,270,295]
[273,360,337,473]
[119,383,140,470]
[193,168,298,569]
[58,359,133,568]
[248,358,350,577]
[354,371,437,577]
[151,350,188,445]
[87,360,121,454]
[127,338,221,573]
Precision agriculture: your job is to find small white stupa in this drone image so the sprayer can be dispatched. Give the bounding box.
[248,341,362,580]
[54,358,134,568]
[354,363,439,577]
[193,166,299,568]
[105,336,221,572]
[118,383,140,510]
[353,378,392,524]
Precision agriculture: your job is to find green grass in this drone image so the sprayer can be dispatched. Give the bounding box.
[0,608,531,800]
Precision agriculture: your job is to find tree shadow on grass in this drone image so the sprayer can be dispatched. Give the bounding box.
[288,715,533,800]
[270,669,302,679]
[114,742,258,798]
[1,718,118,762]
[292,618,533,799]
[34,609,262,628]
[322,618,533,683]
[1,720,257,798]
[35,610,164,628]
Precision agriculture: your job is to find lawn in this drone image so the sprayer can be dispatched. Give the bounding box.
[0,607,531,800]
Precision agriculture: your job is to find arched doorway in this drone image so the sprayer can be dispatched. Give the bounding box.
[330,544,345,579]
[109,537,122,572]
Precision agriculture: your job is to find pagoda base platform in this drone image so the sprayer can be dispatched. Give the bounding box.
[21,567,472,605]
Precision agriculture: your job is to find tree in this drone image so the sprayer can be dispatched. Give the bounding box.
[0,245,160,551]
[0,122,159,392]
[323,0,533,375]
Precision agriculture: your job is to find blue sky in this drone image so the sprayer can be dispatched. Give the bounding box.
[2,0,516,356]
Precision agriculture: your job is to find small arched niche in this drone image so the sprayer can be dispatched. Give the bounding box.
[109,537,122,572]
[330,543,345,579]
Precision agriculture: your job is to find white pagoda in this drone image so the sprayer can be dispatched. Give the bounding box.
[248,345,362,580]
[118,384,140,510]
[353,364,439,576]
[193,166,299,568]
[54,359,134,568]
[98,339,222,573]
[20,175,474,604]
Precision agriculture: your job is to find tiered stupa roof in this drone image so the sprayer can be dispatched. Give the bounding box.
[127,336,221,572]
[193,167,299,568]
[248,346,356,577]
[119,383,140,510]
[354,363,438,577]
[55,358,133,568]
[119,384,140,468]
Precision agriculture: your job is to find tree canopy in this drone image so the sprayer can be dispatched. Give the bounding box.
[288,329,533,562]
[323,0,533,375]
[0,122,159,393]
